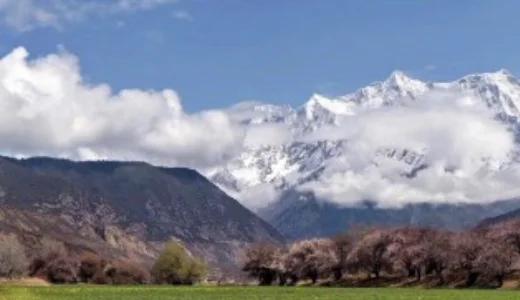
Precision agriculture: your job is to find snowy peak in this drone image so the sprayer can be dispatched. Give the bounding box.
[210,69,520,211]
[455,69,520,118]
[300,93,355,120]
[384,70,414,87]
[382,70,429,95]
[226,100,294,125]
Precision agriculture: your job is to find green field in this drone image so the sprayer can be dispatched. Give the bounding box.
[1,286,520,300]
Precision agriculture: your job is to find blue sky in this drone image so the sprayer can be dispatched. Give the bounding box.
[1,0,519,112]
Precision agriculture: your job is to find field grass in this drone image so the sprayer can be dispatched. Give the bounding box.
[1,286,520,300]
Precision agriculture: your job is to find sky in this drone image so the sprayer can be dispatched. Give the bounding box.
[1,0,520,112]
[2,0,520,209]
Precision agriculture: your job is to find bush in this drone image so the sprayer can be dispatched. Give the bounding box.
[105,259,151,285]
[0,234,28,278]
[79,252,107,283]
[29,237,79,283]
[152,241,207,285]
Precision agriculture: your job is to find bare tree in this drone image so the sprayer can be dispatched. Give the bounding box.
[0,234,28,278]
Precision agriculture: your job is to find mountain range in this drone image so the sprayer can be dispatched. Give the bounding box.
[208,69,520,238]
[3,69,520,268]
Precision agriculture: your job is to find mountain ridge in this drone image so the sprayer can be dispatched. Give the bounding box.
[0,155,284,267]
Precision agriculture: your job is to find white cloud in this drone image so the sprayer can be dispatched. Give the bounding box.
[296,90,520,208]
[172,10,193,21]
[0,46,245,169]
[243,124,292,148]
[0,0,179,31]
[218,183,280,212]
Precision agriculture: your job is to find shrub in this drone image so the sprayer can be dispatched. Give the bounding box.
[105,259,151,285]
[29,237,79,283]
[78,252,107,283]
[152,241,207,285]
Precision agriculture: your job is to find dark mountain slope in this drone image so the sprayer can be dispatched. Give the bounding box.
[477,207,520,228]
[260,191,520,239]
[0,156,283,267]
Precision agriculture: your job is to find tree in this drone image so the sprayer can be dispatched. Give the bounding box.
[487,220,520,254]
[286,238,338,284]
[450,231,485,286]
[241,242,279,285]
[387,227,430,281]
[330,233,352,281]
[0,234,28,278]
[347,230,392,279]
[422,230,452,284]
[476,237,517,287]
[152,241,207,285]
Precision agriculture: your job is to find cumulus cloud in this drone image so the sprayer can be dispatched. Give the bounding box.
[0,0,178,31]
[296,90,520,208]
[0,46,245,169]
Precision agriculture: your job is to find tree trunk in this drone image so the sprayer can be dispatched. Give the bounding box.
[278,273,288,286]
[310,270,318,285]
[374,270,380,279]
[434,268,444,284]
[289,274,299,286]
[496,274,504,288]
[466,270,478,287]
[333,267,343,281]
[259,269,275,286]
[407,268,415,278]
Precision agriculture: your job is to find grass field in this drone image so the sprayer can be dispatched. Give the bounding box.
[1,286,520,300]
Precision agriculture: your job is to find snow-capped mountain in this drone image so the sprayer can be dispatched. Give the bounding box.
[208,70,520,238]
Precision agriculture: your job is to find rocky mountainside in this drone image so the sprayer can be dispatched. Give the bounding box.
[0,156,283,267]
[209,70,520,239]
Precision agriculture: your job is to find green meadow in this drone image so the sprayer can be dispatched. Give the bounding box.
[1,286,520,300]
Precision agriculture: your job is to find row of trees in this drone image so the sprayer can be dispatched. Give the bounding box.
[0,235,206,285]
[242,220,520,288]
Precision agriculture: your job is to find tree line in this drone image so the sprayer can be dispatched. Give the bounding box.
[2,219,520,287]
[241,220,520,288]
[0,235,206,285]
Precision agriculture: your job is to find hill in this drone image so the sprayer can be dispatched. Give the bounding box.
[0,156,283,267]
